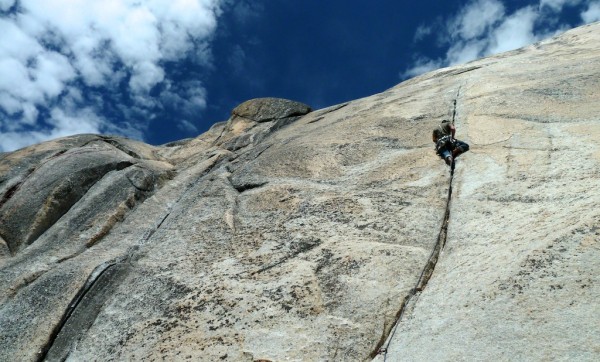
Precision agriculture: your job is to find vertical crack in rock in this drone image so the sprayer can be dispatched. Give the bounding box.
[373,96,460,360]
[38,197,175,361]
[34,155,227,361]
[211,123,229,146]
[36,258,127,362]
[250,143,273,161]
[133,153,226,252]
[451,87,461,125]
[415,169,454,291]
[135,210,172,250]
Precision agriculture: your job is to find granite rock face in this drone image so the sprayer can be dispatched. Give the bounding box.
[376,22,600,362]
[1,23,600,362]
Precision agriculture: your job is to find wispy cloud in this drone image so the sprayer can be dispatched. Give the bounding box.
[540,0,584,11]
[413,24,434,42]
[581,1,600,22]
[448,0,506,41]
[488,6,538,54]
[402,0,597,79]
[0,0,224,152]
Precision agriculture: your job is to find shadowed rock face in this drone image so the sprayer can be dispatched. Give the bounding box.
[1,149,134,254]
[1,24,600,362]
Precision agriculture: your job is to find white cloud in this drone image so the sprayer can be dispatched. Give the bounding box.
[402,0,598,79]
[48,108,104,137]
[488,6,538,54]
[402,58,444,79]
[0,132,46,152]
[71,39,116,87]
[0,0,225,152]
[159,80,207,125]
[581,1,600,22]
[0,19,43,60]
[0,58,29,97]
[0,92,21,115]
[21,103,40,125]
[0,107,104,151]
[0,0,15,11]
[32,52,77,99]
[448,0,506,40]
[413,24,433,42]
[446,39,488,65]
[178,120,199,134]
[129,61,165,94]
[0,96,147,152]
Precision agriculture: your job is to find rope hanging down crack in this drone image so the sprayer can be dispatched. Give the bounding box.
[375,94,460,360]
[376,166,455,360]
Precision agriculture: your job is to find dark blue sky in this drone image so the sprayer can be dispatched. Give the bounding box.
[0,0,597,151]
[150,1,464,143]
[147,0,590,145]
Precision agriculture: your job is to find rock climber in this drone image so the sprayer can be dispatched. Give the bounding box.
[436,119,455,139]
[432,120,469,166]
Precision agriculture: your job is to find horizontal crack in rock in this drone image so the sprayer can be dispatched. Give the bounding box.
[246,238,323,276]
[233,181,268,193]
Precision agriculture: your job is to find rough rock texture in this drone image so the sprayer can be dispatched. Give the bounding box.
[1,23,599,362]
[231,97,312,122]
[376,22,600,362]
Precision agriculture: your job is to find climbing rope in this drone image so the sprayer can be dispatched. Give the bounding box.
[377,93,460,360]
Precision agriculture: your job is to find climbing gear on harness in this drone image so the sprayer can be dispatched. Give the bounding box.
[435,135,455,155]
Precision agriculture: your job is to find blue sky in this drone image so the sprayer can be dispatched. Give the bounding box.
[1,0,599,151]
